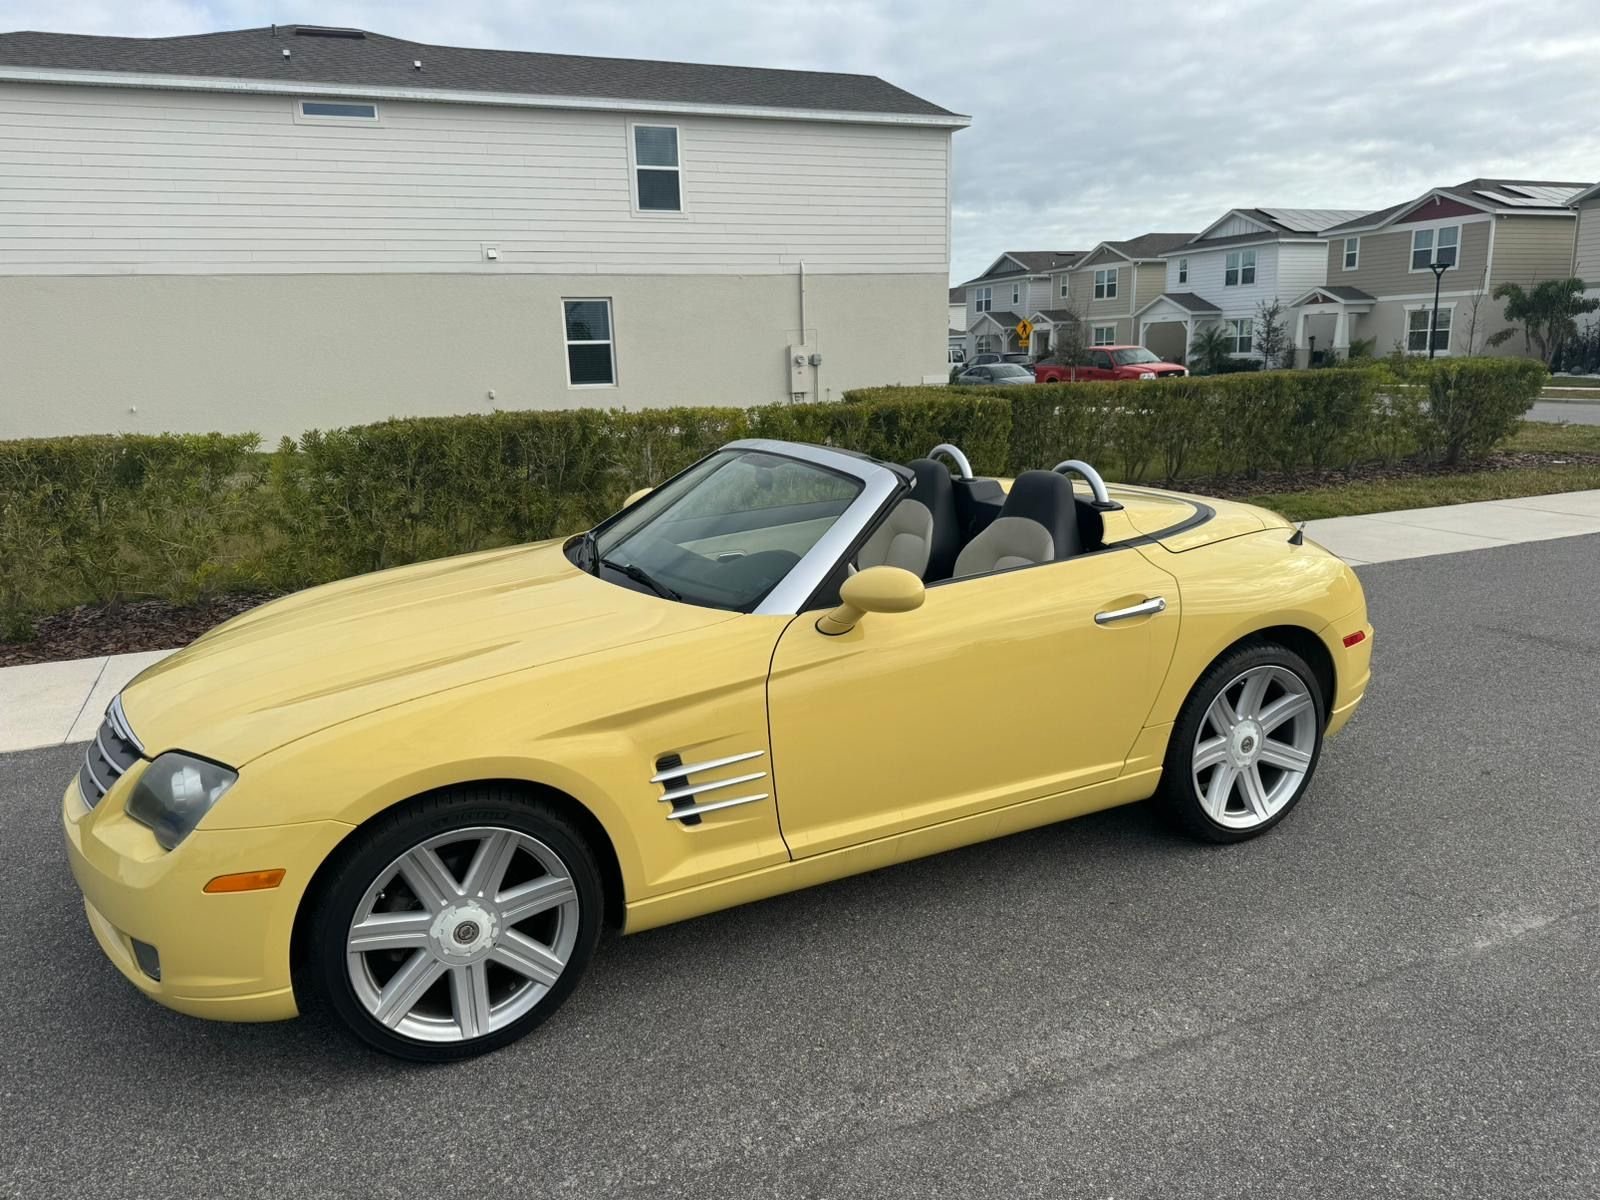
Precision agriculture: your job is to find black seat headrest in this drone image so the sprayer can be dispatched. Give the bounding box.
[1001,470,1082,560]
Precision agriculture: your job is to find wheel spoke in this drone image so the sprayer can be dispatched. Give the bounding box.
[1206,690,1238,734]
[498,874,577,925]
[1259,691,1312,734]
[373,950,446,1027]
[461,830,520,901]
[1193,735,1229,772]
[1239,765,1272,820]
[491,929,565,989]
[348,910,433,953]
[1236,670,1271,721]
[450,962,494,1041]
[398,845,460,911]
[1258,740,1312,772]
[1203,764,1238,818]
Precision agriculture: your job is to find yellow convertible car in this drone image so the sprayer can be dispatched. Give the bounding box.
[63,439,1371,1060]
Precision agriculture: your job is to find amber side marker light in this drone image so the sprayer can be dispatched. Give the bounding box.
[203,869,286,894]
[1342,630,1368,648]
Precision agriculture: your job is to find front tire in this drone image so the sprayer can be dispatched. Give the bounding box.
[1157,640,1325,843]
[302,788,603,1062]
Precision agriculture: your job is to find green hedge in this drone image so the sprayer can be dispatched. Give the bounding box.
[0,357,1541,637]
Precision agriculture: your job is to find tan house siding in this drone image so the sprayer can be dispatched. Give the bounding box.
[1576,200,1600,285]
[1328,217,1492,297]
[1490,214,1579,288]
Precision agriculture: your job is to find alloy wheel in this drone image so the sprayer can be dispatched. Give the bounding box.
[1190,664,1317,830]
[345,826,580,1044]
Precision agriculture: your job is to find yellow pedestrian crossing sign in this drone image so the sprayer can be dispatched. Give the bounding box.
[1015,318,1033,346]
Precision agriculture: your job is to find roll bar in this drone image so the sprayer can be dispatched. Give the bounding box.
[926,443,974,480]
[1052,460,1122,510]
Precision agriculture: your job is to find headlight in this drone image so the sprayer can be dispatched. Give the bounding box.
[125,752,238,850]
[1138,371,1157,380]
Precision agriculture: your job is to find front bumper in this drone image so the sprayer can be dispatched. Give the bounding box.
[61,772,353,1022]
[1325,620,1373,738]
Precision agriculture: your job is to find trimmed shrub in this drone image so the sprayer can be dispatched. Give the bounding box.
[1400,357,1545,466]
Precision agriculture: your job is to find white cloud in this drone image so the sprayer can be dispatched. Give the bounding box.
[4,0,1596,282]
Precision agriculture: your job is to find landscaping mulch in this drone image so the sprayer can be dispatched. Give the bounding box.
[0,591,282,668]
[6,448,1599,669]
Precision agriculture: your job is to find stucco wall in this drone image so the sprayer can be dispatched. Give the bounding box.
[0,270,947,440]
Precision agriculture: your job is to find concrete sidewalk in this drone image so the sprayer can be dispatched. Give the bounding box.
[4,487,1599,755]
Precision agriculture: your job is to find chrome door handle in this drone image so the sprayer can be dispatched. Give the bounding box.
[1094,596,1166,625]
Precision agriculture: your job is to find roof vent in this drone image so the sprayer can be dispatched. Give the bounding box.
[292,26,367,38]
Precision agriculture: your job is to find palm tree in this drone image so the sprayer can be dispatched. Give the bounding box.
[1189,323,1235,375]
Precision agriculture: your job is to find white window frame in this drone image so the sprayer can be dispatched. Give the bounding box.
[1177,257,1188,285]
[974,286,993,313]
[294,98,380,125]
[1410,224,1460,272]
[1091,324,1117,346]
[1010,282,1022,305]
[1224,249,1257,287]
[1058,274,1070,299]
[975,333,993,353]
[562,297,617,388]
[1405,304,1454,355]
[1343,237,1360,271]
[628,122,686,217]
[1228,317,1254,355]
[1093,268,1118,300]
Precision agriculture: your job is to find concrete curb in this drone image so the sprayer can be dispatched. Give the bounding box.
[5,488,1600,755]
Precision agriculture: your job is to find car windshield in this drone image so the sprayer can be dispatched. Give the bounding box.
[991,364,1032,378]
[1111,348,1162,366]
[592,450,862,611]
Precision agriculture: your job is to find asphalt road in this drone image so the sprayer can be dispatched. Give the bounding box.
[1529,400,1600,425]
[4,537,1600,1199]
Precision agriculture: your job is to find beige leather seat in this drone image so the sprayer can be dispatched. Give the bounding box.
[857,499,935,576]
[952,470,1081,578]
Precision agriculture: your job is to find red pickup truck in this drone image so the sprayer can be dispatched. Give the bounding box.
[1034,345,1188,382]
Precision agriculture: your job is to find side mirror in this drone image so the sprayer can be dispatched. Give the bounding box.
[624,486,654,508]
[816,566,925,636]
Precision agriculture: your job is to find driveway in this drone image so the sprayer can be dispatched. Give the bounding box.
[3,536,1598,1199]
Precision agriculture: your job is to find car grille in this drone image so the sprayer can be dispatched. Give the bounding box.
[78,697,144,808]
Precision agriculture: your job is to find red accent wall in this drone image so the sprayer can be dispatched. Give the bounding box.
[1395,195,1482,224]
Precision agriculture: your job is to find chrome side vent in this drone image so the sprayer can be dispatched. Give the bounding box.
[78,696,144,808]
[650,749,768,825]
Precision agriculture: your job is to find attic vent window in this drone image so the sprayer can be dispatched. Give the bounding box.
[292,26,367,38]
[297,100,379,123]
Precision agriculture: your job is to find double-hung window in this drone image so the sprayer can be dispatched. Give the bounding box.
[1177,257,1189,285]
[975,333,993,353]
[1092,324,1117,346]
[1058,274,1070,299]
[1011,282,1022,305]
[974,286,993,313]
[632,125,682,212]
[1224,250,1256,287]
[1094,268,1118,300]
[1343,237,1360,270]
[1411,225,1459,271]
[564,299,616,386]
[1229,317,1254,354]
[1407,307,1452,353]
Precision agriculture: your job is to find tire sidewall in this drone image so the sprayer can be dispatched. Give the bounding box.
[306,793,604,1062]
[1163,641,1327,843]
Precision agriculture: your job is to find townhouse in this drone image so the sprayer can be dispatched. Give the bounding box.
[1055,234,1193,349]
[1136,208,1364,364]
[1574,183,1600,306]
[1299,179,1588,360]
[0,25,967,439]
[961,250,1084,356]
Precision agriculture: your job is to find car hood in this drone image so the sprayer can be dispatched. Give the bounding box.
[119,540,737,766]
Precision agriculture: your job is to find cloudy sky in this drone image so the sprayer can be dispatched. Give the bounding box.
[4,0,1598,282]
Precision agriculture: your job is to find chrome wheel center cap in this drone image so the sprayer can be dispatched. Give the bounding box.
[431,903,496,959]
[1231,720,1263,766]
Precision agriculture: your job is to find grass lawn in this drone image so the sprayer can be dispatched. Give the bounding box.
[1243,420,1600,522]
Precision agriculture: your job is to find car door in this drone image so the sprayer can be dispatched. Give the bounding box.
[765,548,1180,858]
[1086,349,1114,380]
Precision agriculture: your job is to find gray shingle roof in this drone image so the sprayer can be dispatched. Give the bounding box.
[1102,233,1195,260]
[974,310,1024,329]
[0,25,959,118]
[1309,285,1375,302]
[1152,292,1221,313]
[1031,309,1081,324]
[948,285,965,303]
[967,250,1086,282]
[1321,178,1592,233]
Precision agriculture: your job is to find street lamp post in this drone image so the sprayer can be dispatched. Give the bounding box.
[1427,260,1450,359]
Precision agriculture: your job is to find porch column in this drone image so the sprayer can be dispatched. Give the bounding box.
[1184,318,1193,361]
[1139,318,1149,347]
[1333,307,1349,351]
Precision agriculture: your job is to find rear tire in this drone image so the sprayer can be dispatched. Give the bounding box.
[1156,640,1325,844]
[302,787,603,1062]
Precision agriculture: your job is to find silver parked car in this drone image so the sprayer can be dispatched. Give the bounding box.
[956,363,1034,386]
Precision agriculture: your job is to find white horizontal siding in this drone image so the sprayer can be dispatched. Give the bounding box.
[0,81,952,276]
[1275,242,1332,302]
[1165,242,1281,314]
[1573,200,1600,285]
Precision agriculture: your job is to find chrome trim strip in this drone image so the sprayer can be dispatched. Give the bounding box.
[927,443,974,479]
[664,792,769,821]
[108,695,144,754]
[658,771,768,803]
[649,749,764,783]
[94,730,124,777]
[1053,460,1112,505]
[1095,596,1167,625]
